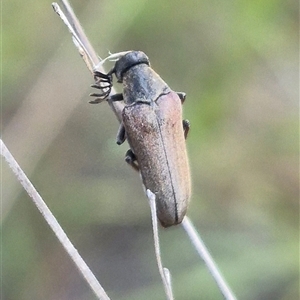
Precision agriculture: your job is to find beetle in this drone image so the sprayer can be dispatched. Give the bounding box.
[90,51,191,227]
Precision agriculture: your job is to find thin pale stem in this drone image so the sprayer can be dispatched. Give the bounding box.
[182,217,237,300]
[146,190,174,300]
[52,0,124,122]
[52,2,95,72]
[1,139,111,300]
[60,0,99,63]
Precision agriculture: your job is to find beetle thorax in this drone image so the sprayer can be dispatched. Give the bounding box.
[122,64,170,105]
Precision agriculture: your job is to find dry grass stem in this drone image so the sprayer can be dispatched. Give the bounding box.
[1,139,111,300]
[182,217,237,300]
[52,0,124,122]
[146,190,174,300]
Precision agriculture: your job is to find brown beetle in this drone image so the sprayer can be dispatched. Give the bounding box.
[90,51,191,227]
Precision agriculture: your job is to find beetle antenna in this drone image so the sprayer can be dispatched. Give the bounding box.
[94,51,131,70]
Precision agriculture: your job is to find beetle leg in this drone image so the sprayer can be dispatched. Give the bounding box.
[89,94,109,104]
[90,71,113,102]
[90,93,123,104]
[177,92,186,104]
[183,120,190,139]
[125,149,139,172]
[116,123,126,145]
[109,93,124,102]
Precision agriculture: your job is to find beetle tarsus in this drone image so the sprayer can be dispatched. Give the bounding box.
[90,70,113,102]
[177,92,186,104]
[116,123,126,145]
[90,83,110,89]
[183,119,190,139]
[89,98,107,104]
[89,90,110,104]
[125,149,139,171]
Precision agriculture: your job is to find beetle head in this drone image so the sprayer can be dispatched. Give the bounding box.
[114,51,150,83]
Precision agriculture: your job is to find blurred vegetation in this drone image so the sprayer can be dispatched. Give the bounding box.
[2,0,298,299]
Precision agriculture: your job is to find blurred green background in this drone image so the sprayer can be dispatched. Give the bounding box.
[2,0,298,299]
